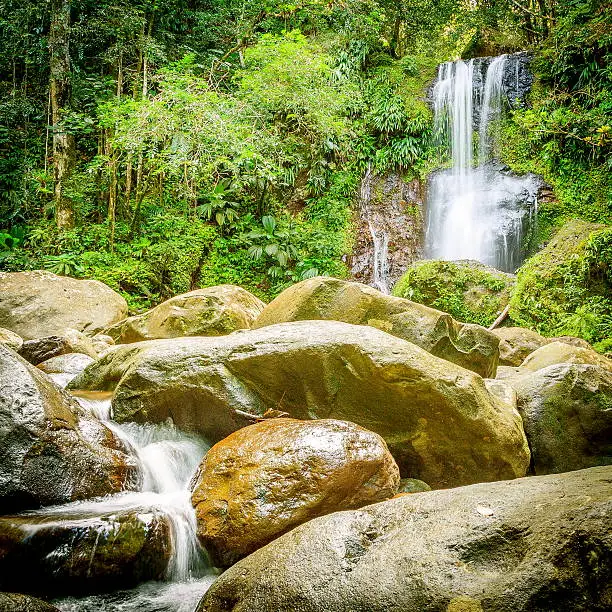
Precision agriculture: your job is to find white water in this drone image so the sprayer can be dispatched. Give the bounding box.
[45,394,215,611]
[425,55,539,272]
[361,164,390,293]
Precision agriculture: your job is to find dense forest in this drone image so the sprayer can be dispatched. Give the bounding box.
[0,0,610,336]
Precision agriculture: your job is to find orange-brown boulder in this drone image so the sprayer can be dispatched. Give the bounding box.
[191,418,399,567]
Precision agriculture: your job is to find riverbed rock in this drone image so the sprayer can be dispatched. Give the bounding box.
[0,345,139,513]
[106,285,265,343]
[491,326,550,366]
[508,362,612,474]
[197,466,612,612]
[69,321,529,487]
[0,271,128,340]
[19,329,99,365]
[37,353,96,376]
[0,593,59,612]
[518,341,612,373]
[396,478,431,494]
[0,328,22,353]
[0,507,171,596]
[191,418,399,567]
[393,260,516,328]
[253,277,500,377]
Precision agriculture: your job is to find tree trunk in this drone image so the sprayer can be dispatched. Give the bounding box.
[49,0,76,230]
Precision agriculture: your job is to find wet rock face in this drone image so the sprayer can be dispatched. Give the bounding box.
[191,418,400,568]
[0,271,128,341]
[0,345,139,513]
[105,285,266,344]
[0,592,59,612]
[197,466,612,612]
[471,52,532,126]
[253,277,500,377]
[69,320,529,487]
[351,172,424,291]
[0,508,171,596]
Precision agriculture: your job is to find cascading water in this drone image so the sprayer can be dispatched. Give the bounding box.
[360,164,390,293]
[42,391,217,611]
[425,53,540,272]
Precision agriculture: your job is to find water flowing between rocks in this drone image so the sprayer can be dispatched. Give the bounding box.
[44,391,216,611]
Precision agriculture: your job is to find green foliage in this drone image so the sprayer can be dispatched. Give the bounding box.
[510,221,612,345]
[392,260,514,326]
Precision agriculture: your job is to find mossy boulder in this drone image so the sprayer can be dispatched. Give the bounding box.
[106,285,265,343]
[508,362,612,474]
[191,418,399,567]
[197,466,612,612]
[69,321,529,487]
[510,220,611,344]
[0,508,170,596]
[393,260,515,327]
[0,345,139,513]
[253,277,500,378]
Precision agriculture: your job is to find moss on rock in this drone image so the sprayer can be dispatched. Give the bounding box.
[509,220,611,345]
[392,260,515,327]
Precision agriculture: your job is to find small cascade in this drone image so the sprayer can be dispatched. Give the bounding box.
[49,393,215,611]
[359,165,390,293]
[425,53,540,272]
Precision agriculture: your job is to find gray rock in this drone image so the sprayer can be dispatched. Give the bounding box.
[0,271,127,340]
[37,353,95,375]
[0,345,139,513]
[19,329,98,365]
[198,466,612,612]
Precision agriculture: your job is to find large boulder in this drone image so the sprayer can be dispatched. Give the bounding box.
[0,345,139,513]
[510,220,611,344]
[393,260,515,328]
[0,507,170,596]
[0,329,22,353]
[69,321,530,487]
[191,418,399,567]
[507,362,612,474]
[19,328,99,365]
[253,277,499,377]
[106,285,265,344]
[518,341,612,374]
[37,353,96,389]
[491,327,551,366]
[198,466,612,612]
[0,271,128,340]
[0,593,59,612]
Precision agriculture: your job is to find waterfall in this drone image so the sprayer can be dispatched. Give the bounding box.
[425,54,540,272]
[360,164,390,293]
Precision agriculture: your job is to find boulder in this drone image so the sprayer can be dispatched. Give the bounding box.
[0,507,170,596]
[0,271,128,340]
[491,327,551,366]
[0,345,139,513]
[0,593,59,612]
[106,285,265,344]
[19,328,99,365]
[0,328,22,353]
[253,277,499,377]
[393,260,515,328]
[508,362,612,474]
[37,353,96,376]
[191,418,400,567]
[69,321,529,487]
[518,341,612,373]
[197,466,612,612]
[396,478,431,494]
